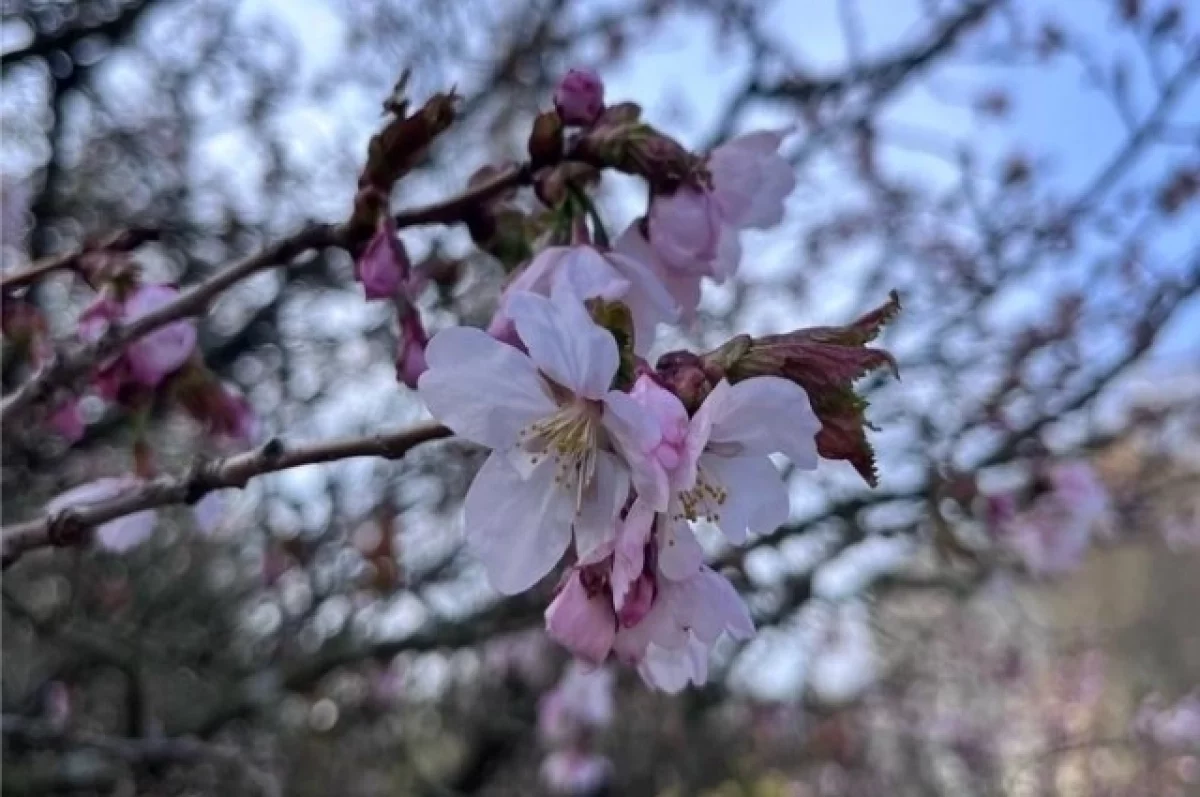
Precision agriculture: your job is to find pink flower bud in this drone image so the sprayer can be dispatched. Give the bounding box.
[395,313,429,389]
[545,571,616,665]
[123,284,197,387]
[355,218,409,300]
[554,68,605,126]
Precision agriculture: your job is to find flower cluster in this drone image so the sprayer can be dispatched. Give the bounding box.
[416,70,896,690]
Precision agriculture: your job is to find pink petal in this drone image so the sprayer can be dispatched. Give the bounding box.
[545,571,617,665]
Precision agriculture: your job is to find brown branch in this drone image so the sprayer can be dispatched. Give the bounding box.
[0,222,345,426]
[394,162,532,228]
[0,227,161,294]
[0,421,451,568]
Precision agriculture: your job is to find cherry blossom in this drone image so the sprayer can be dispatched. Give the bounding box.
[78,283,197,396]
[490,243,678,355]
[540,750,612,796]
[671,376,820,544]
[996,460,1114,577]
[418,290,660,594]
[646,128,795,285]
[538,661,614,744]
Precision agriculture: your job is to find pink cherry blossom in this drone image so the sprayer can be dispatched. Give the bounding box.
[121,284,197,387]
[996,460,1113,577]
[78,284,197,395]
[673,377,820,544]
[47,478,157,552]
[614,224,703,321]
[490,244,678,356]
[707,128,796,230]
[645,128,794,286]
[418,290,660,594]
[538,661,614,743]
[554,68,605,127]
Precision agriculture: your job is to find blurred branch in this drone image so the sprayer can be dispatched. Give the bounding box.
[394,162,531,228]
[1,421,451,567]
[0,714,281,797]
[0,227,161,293]
[0,222,344,425]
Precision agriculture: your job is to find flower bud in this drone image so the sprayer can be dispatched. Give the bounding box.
[395,312,428,389]
[528,110,565,169]
[553,68,605,126]
[653,350,721,414]
[574,122,698,192]
[355,217,410,300]
[714,291,900,486]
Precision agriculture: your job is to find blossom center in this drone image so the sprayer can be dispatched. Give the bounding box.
[519,400,603,511]
[674,460,728,523]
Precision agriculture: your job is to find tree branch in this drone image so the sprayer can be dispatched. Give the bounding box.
[0,227,161,294]
[1,421,451,568]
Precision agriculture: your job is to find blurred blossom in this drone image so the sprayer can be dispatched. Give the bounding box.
[1135,691,1200,751]
[540,750,612,796]
[993,460,1114,577]
[538,661,614,744]
[483,630,553,685]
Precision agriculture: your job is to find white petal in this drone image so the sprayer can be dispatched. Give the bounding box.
[683,566,755,642]
[464,453,574,594]
[656,516,704,581]
[706,377,820,468]
[418,326,554,449]
[508,291,618,400]
[703,453,790,543]
[550,247,630,304]
[637,636,709,693]
[603,390,668,511]
[572,451,629,563]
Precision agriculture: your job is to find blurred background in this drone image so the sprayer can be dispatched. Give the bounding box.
[2,0,1199,794]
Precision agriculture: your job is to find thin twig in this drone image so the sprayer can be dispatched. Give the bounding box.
[0,421,451,568]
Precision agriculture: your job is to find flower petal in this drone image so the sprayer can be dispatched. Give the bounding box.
[702,452,790,543]
[545,571,617,665]
[508,291,618,400]
[572,451,629,563]
[418,326,554,449]
[707,377,820,468]
[656,516,705,581]
[464,453,574,594]
[603,390,668,511]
